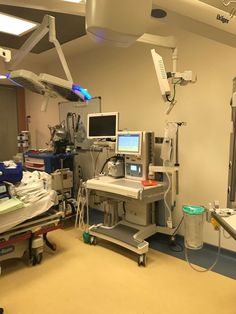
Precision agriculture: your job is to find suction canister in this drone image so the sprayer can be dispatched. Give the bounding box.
[183,205,205,250]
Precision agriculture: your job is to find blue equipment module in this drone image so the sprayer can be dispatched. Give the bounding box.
[0,163,23,183]
[24,151,74,174]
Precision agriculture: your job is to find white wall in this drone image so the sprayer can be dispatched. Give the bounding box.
[25,22,236,251]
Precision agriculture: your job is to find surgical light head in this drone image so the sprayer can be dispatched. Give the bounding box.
[6,70,47,95]
[3,14,92,110]
[72,84,92,101]
[6,70,92,104]
[39,73,92,102]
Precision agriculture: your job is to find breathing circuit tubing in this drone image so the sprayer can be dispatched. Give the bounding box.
[185,227,221,272]
[163,162,173,224]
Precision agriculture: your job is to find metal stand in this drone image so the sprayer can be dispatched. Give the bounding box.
[86,176,167,266]
[89,220,158,266]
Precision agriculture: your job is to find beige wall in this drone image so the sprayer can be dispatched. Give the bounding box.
[0,52,55,150]
[25,23,236,251]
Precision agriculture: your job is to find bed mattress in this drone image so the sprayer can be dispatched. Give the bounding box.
[0,190,57,234]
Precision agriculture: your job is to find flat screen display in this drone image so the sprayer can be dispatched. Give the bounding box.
[116,132,141,155]
[87,112,118,139]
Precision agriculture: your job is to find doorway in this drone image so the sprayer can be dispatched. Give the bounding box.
[0,85,26,161]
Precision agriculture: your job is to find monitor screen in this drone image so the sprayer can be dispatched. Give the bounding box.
[87,112,118,139]
[116,132,142,155]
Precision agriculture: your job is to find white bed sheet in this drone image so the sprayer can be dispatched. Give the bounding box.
[0,190,57,234]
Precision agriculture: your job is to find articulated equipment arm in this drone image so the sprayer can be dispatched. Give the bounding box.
[7,15,73,82]
[0,48,11,63]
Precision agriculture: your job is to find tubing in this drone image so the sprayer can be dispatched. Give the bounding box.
[185,227,221,272]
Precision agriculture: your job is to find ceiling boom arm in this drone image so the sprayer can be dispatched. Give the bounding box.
[0,47,11,62]
[48,16,73,82]
[138,33,194,114]
[7,15,73,82]
[137,33,178,73]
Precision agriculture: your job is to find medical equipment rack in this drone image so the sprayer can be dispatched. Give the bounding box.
[0,207,64,274]
[24,151,74,174]
[86,176,167,266]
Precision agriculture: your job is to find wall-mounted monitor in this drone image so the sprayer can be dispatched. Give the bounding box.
[116,131,142,155]
[87,112,119,139]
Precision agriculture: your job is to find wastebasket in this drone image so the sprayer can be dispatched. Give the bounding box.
[183,205,205,250]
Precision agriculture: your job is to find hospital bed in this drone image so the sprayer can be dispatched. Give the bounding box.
[0,190,64,274]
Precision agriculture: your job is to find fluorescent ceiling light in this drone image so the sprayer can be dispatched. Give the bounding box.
[0,75,6,79]
[0,13,38,36]
[63,0,84,3]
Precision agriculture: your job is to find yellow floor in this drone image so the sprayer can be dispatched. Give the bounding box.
[0,227,235,314]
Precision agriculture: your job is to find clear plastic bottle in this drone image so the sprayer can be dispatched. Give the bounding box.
[183,205,205,250]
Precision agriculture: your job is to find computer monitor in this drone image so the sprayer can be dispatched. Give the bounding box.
[116,131,142,155]
[87,112,119,139]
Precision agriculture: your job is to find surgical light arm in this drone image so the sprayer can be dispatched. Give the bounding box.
[222,0,236,5]
[7,15,73,82]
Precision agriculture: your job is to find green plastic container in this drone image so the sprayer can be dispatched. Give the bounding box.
[183,205,205,215]
[183,205,205,250]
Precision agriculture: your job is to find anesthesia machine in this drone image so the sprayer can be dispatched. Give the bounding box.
[86,128,175,266]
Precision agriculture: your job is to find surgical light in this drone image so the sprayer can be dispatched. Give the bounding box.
[72,84,92,101]
[0,13,38,36]
[86,0,152,47]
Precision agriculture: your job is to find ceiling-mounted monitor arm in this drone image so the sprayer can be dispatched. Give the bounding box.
[222,0,236,5]
[172,47,178,73]
[137,33,195,114]
[48,16,73,82]
[7,15,73,82]
[137,33,178,73]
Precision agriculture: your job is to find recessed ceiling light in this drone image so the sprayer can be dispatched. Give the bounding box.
[0,12,38,36]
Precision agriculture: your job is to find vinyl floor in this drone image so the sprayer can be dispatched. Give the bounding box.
[0,227,235,314]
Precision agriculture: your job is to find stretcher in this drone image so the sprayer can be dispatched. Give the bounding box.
[0,190,64,274]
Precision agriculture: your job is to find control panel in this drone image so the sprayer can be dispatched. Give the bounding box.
[125,132,154,181]
[126,162,143,178]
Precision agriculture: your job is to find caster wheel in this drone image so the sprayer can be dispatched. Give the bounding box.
[138,254,147,267]
[36,253,43,264]
[32,255,37,266]
[31,253,43,266]
[169,235,176,246]
[90,236,97,245]
[51,243,57,251]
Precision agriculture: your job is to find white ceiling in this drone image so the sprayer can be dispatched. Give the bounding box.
[152,0,236,47]
[0,0,86,15]
[1,0,236,54]
[1,0,234,17]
